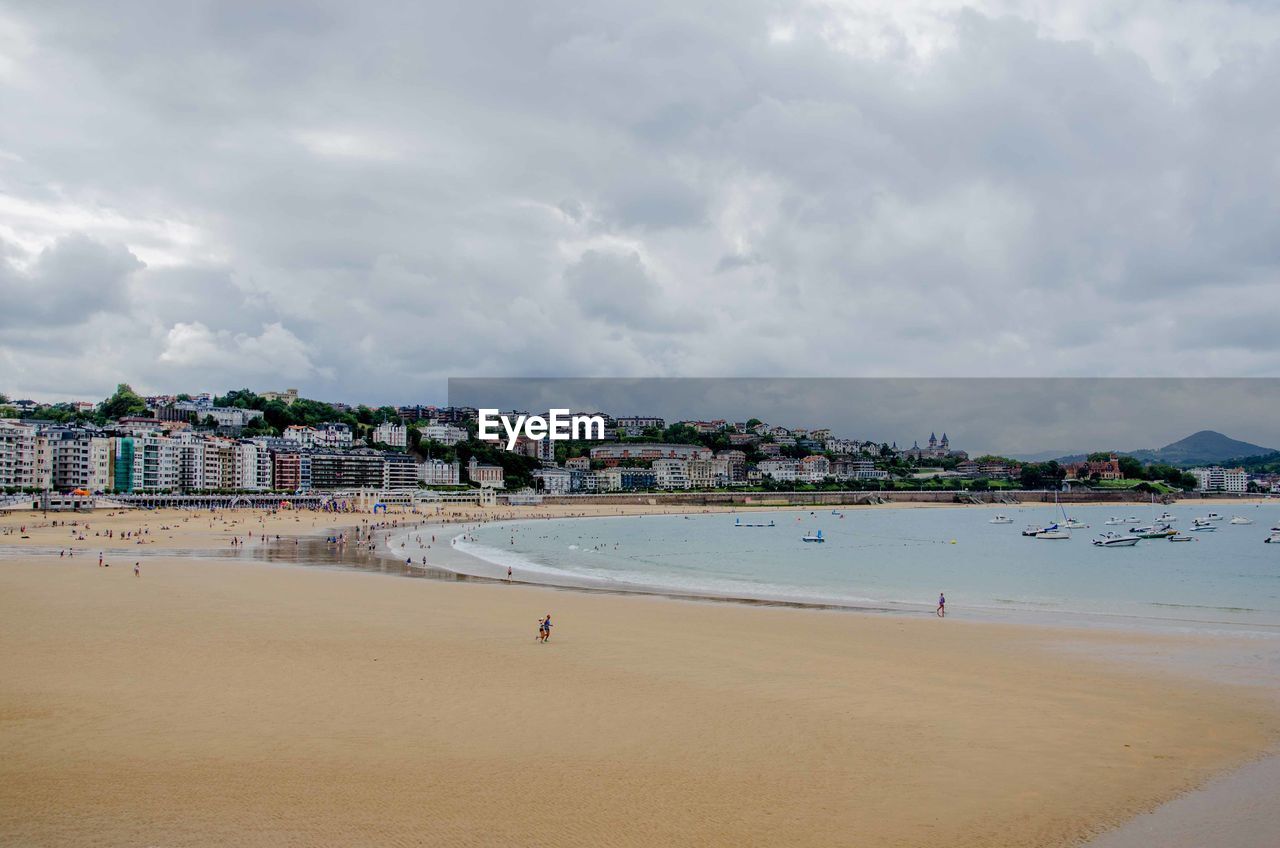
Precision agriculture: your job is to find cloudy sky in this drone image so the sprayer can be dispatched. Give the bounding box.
[2,0,1280,410]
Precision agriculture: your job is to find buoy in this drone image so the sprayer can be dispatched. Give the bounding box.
[950,540,957,544]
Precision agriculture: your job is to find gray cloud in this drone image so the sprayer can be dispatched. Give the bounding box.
[1,0,1279,414]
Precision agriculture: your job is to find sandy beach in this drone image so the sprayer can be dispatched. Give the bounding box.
[2,506,1278,847]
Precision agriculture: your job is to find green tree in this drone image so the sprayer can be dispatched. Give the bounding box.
[99,383,149,419]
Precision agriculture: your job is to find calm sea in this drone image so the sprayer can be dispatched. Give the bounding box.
[457,504,1280,631]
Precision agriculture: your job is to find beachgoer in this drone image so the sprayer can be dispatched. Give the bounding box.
[539,614,553,643]
[134,562,140,578]
[507,566,512,582]
[937,593,946,618]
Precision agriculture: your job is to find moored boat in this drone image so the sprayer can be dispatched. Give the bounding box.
[1229,516,1253,525]
[1093,533,1139,547]
[989,514,1013,524]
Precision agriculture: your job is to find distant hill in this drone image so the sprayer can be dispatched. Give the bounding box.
[1010,431,1276,468]
[1128,430,1277,467]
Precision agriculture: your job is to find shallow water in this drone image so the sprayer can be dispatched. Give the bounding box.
[456,504,1280,630]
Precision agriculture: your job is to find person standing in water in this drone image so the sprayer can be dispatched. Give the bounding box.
[937,592,946,618]
[507,566,513,583]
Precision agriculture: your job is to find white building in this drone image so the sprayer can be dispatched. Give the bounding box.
[532,467,574,495]
[758,459,800,482]
[1191,466,1248,493]
[799,455,830,483]
[314,423,354,449]
[282,426,317,448]
[653,458,690,489]
[418,424,467,446]
[418,459,461,486]
[373,422,408,448]
[614,416,665,437]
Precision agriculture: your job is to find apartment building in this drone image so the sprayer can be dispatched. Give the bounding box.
[418,459,461,486]
[373,422,408,448]
[653,458,690,489]
[1191,466,1248,493]
[418,424,467,446]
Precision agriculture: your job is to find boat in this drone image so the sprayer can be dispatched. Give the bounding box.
[1169,534,1195,542]
[734,518,776,528]
[1037,529,1071,539]
[1062,518,1090,529]
[1266,533,1280,544]
[1127,525,1154,534]
[1024,522,1059,537]
[1156,512,1177,523]
[1139,526,1178,539]
[1229,516,1253,525]
[1125,516,1141,523]
[1206,512,1224,522]
[1093,533,1139,547]
[989,514,1013,524]
[1104,517,1125,526]
[1192,517,1211,527]
[801,530,825,543]
[1188,524,1216,532]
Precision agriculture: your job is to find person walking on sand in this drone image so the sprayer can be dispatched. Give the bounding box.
[537,614,552,643]
[937,592,946,618]
[134,562,140,578]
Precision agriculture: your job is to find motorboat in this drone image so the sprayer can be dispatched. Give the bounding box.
[1093,533,1139,547]
[989,514,1013,524]
[1062,518,1090,529]
[1127,525,1154,534]
[1156,512,1177,523]
[1192,517,1212,528]
[1188,524,1216,532]
[1125,516,1141,523]
[1139,526,1178,539]
[1229,516,1253,525]
[1169,534,1195,542]
[1206,512,1224,522]
[1266,533,1280,544]
[1036,529,1071,539]
[1104,517,1126,526]
[801,530,825,543]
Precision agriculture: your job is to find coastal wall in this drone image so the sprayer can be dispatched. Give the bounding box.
[532,489,1205,507]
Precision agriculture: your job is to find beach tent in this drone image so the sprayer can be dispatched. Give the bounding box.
[373,503,387,514]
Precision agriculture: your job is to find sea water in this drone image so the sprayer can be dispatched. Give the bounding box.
[457,504,1280,630]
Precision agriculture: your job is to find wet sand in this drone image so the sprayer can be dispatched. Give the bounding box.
[2,507,1279,846]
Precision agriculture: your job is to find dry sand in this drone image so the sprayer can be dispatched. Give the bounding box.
[2,507,1278,847]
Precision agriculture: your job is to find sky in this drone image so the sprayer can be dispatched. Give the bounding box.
[3,1,1280,415]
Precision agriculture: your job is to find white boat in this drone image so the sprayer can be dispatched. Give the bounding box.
[1062,518,1090,529]
[1192,517,1211,527]
[1093,532,1139,547]
[1229,516,1253,525]
[1156,512,1177,523]
[1024,522,1059,537]
[1206,512,1224,522]
[1169,534,1195,542]
[1125,516,1141,524]
[1188,524,1216,532]
[989,514,1013,524]
[1104,517,1125,526]
[1266,533,1280,544]
[801,530,825,543]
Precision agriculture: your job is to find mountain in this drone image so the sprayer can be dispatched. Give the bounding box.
[1128,430,1277,467]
